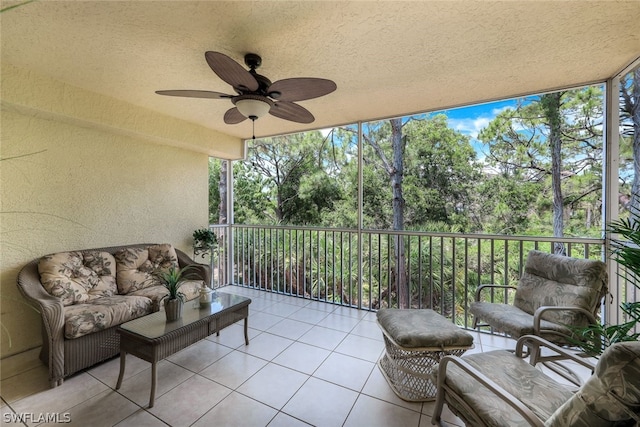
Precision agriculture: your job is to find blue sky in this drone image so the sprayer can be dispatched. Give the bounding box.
[435,99,518,154]
[321,96,532,158]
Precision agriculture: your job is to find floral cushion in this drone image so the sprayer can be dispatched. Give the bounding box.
[38,251,117,306]
[469,301,574,343]
[63,295,152,339]
[377,308,474,348]
[127,281,201,311]
[115,244,179,294]
[545,341,640,427]
[443,349,574,426]
[514,250,607,326]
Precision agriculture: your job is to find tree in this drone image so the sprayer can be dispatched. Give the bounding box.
[540,93,565,253]
[237,131,347,225]
[362,118,409,306]
[361,115,481,307]
[402,114,480,231]
[232,160,271,224]
[208,158,222,224]
[479,88,604,241]
[622,68,640,218]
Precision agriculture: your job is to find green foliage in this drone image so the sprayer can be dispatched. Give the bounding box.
[478,87,604,239]
[476,175,538,234]
[193,228,217,248]
[153,265,199,302]
[208,158,221,224]
[571,207,640,357]
[211,84,612,314]
[0,0,37,13]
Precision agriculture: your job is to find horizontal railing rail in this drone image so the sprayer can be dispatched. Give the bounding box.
[207,224,606,329]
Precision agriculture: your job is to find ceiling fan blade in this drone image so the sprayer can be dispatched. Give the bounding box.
[268,78,337,102]
[270,101,315,123]
[224,107,248,124]
[205,51,259,92]
[155,90,232,99]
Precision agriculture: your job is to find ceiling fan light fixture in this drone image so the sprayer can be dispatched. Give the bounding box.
[233,95,273,120]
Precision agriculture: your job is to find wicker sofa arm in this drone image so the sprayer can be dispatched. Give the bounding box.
[175,249,212,286]
[16,258,65,330]
[16,258,66,386]
[435,354,546,427]
[474,284,518,302]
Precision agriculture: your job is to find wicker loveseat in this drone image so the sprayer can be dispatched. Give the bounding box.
[16,243,211,387]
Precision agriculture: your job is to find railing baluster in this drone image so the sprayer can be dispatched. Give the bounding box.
[224,224,604,334]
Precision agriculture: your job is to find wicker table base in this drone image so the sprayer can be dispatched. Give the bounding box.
[377,309,474,402]
[115,291,250,407]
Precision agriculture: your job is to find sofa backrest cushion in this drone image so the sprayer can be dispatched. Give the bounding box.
[115,244,179,294]
[514,250,607,326]
[545,341,640,426]
[38,251,117,306]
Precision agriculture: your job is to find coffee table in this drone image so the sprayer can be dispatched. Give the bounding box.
[115,291,251,407]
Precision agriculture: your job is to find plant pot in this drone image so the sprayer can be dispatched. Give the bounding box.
[164,298,183,321]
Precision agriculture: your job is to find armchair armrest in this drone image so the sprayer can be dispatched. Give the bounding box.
[533,306,598,334]
[514,335,596,372]
[475,284,518,302]
[436,355,546,427]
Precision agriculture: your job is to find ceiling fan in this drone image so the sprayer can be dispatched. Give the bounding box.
[156,51,337,126]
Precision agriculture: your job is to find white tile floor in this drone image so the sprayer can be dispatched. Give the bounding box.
[0,286,518,427]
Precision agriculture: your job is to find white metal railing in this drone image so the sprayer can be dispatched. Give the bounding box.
[206,224,606,329]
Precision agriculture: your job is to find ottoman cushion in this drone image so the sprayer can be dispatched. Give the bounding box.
[377,308,474,348]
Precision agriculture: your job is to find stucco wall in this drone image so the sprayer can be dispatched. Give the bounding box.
[0,67,235,359]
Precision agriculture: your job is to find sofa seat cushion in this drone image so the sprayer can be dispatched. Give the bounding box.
[444,350,574,426]
[38,251,117,306]
[127,281,201,311]
[115,244,179,294]
[470,301,573,342]
[64,295,152,339]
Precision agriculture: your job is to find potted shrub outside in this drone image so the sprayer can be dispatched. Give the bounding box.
[572,206,640,357]
[193,228,217,259]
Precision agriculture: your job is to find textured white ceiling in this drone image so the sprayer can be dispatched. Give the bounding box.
[2,1,639,140]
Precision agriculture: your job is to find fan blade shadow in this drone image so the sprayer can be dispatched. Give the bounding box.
[156,90,232,99]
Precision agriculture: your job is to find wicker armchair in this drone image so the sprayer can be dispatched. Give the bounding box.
[16,243,211,388]
[432,335,640,426]
[470,250,608,382]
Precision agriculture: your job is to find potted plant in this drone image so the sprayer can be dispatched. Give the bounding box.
[192,228,217,259]
[572,206,640,357]
[153,265,198,321]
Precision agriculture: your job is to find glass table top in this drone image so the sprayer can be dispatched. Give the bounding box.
[119,291,250,339]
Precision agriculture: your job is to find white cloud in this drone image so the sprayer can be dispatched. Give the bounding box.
[447,117,490,139]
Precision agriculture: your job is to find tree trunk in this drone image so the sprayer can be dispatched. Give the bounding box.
[218,160,228,224]
[541,93,565,254]
[218,160,228,285]
[628,69,640,223]
[390,118,409,308]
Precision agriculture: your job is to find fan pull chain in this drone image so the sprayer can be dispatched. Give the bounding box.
[252,119,256,141]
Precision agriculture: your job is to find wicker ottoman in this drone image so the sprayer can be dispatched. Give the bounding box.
[376,308,474,401]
